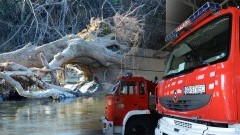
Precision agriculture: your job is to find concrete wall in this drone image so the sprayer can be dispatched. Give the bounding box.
[166,0,193,34]
[121,56,165,81]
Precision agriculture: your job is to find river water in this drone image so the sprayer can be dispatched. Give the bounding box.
[0,95,105,135]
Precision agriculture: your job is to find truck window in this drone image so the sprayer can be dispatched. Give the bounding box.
[129,85,135,95]
[164,15,231,78]
[119,81,136,95]
[139,82,145,95]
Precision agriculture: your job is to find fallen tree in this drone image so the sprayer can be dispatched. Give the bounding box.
[0,2,167,100]
[0,62,100,99]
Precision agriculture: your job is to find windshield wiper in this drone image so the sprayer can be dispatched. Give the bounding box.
[177,66,196,75]
[163,73,177,79]
[178,61,212,75]
[195,62,211,68]
[163,67,195,79]
[163,62,211,79]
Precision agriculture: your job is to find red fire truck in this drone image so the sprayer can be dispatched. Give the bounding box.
[102,2,240,135]
[101,73,159,135]
[155,2,240,135]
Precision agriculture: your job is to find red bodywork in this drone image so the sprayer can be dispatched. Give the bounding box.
[157,7,240,124]
[105,76,156,126]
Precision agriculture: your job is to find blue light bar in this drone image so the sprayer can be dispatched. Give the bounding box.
[165,2,221,42]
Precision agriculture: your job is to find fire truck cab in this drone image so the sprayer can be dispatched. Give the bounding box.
[101,73,159,135]
[155,2,240,135]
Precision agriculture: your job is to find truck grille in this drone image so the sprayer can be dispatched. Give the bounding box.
[159,94,210,111]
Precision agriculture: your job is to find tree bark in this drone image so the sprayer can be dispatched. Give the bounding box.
[0,72,77,99]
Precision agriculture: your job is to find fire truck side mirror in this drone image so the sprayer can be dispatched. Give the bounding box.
[154,76,158,83]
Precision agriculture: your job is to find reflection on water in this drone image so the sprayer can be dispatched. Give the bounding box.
[0,96,105,135]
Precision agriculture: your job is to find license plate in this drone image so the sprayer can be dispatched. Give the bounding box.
[184,85,205,95]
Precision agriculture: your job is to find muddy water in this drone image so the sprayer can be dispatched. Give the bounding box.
[0,96,105,135]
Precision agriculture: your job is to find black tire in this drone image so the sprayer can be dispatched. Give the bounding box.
[125,118,153,135]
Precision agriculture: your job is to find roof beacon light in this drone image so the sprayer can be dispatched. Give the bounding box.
[165,2,221,42]
[125,72,133,77]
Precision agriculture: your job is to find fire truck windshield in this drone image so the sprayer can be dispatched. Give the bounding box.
[164,15,231,79]
[109,81,120,94]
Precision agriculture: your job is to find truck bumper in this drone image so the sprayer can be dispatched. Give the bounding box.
[155,117,240,135]
[101,117,114,135]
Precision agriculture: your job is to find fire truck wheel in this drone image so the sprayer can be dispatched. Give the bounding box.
[125,118,152,135]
